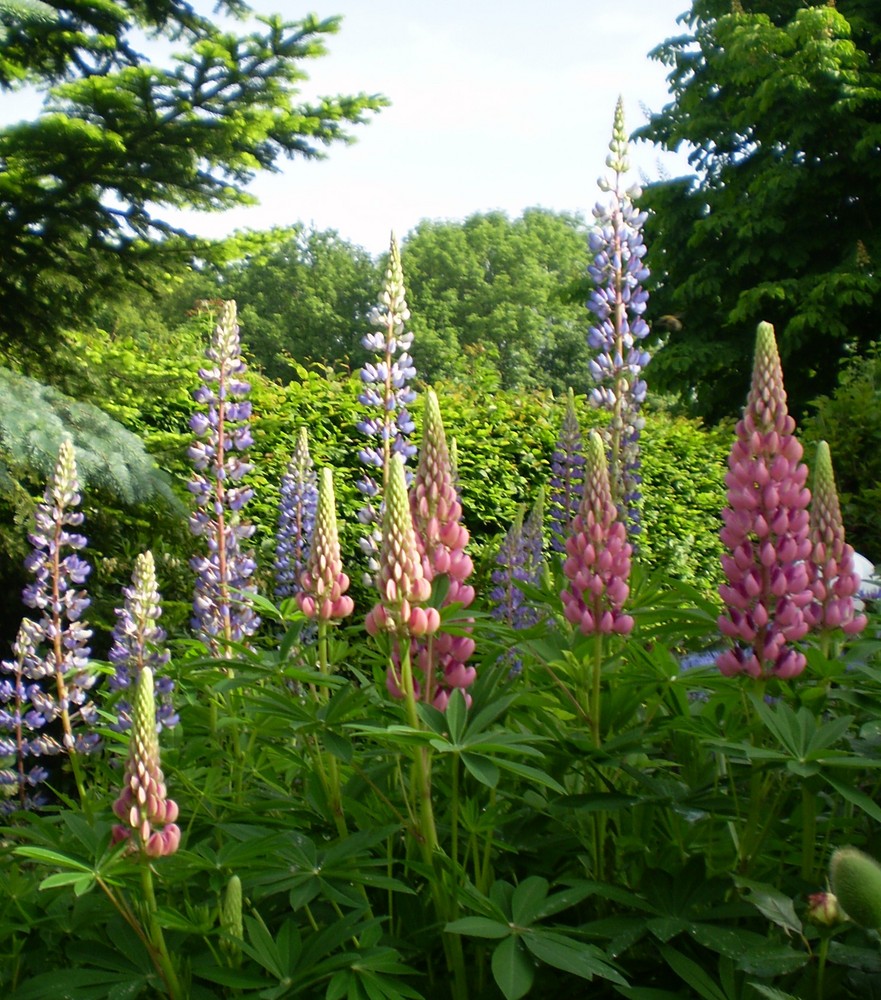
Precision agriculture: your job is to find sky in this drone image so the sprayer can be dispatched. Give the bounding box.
[3,1,696,257]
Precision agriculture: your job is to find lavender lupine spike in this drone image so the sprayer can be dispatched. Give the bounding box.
[561,431,634,636]
[21,438,97,753]
[717,322,813,680]
[586,97,651,537]
[0,618,61,812]
[366,455,440,696]
[410,389,477,711]
[804,441,867,637]
[297,469,354,622]
[112,665,181,858]
[188,300,259,653]
[108,551,177,733]
[549,390,586,554]
[274,427,318,602]
[356,234,418,584]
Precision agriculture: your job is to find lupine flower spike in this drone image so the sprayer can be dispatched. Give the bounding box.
[549,390,586,554]
[366,455,440,698]
[0,619,60,812]
[112,665,181,858]
[410,388,476,710]
[297,469,354,622]
[562,431,634,636]
[357,234,418,581]
[274,427,318,602]
[586,97,650,538]
[805,441,866,638]
[188,300,260,653]
[717,322,813,680]
[21,438,97,754]
[108,551,177,732]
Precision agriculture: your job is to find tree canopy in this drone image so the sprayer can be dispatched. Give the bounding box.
[638,0,881,420]
[0,0,385,354]
[401,209,593,393]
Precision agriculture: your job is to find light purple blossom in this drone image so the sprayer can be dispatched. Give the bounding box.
[274,427,318,602]
[549,391,586,554]
[188,300,260,653]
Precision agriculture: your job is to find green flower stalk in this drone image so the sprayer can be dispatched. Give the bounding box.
[297,468,354,623]
[805,441,867,638]
[112,665,180,858]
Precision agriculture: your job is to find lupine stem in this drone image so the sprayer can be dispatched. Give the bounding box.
[140,862,183,999]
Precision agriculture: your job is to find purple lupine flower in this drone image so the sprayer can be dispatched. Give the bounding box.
[586,98,650,538]
[804,441,867,637]
[561,430,634,636]
[188,300,260,653]
[20,438,97,754]
[112,665,180,858]
[366,455,440,697]
[108,551,177,733]
[357,234,418,578]
[717,322,813,680]
[274,427,318,602]
[549,390,586,554]
[410,389,476,711]
[297,468,354,622]
[0,618,61,812]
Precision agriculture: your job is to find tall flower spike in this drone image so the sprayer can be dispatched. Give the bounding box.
[366,456,440,691]
[188,300,260,653]
[410,389,476,710]
[274,427,318,602]
[0,618,62,812]
[21,438,97,754]
[717,322,813,679]
[108,551,177,732]
[586,97,650,538]
[356,234,418,580]
[112,665,180,858]
[297,469,354,622]
[561,431,634,636]
[549,390,586,554]
[804,441,867,637]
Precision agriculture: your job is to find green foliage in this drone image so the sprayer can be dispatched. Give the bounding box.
[801,345,881,562]
[638,1,881,419]
[401,209,593,391]
[0,2,386,352]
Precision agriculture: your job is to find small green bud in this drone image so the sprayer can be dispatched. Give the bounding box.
[220,874,243,962]
[829,847,881,929]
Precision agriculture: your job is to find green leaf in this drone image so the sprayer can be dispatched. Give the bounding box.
[511,876,549,925]
[445,688,468,743]
[445,917,510,939]
[14,846,93,872]
[524,931,627,985]
[461,752,500,788]
[659,945,729,1000]
[491,936,534,1000]
[822,772,881,823]
[734,878,803,935]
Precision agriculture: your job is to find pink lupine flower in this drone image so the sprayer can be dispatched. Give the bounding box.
[804,441,867,637]
[410,389,476,710]
[297,469,354,622]
[717,321,813,680]
[561,430,634,636]
[112,665,180,858]
[366,455,441,697]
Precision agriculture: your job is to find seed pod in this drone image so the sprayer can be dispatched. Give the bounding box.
[220,874,243,961]
[829,847,881,929]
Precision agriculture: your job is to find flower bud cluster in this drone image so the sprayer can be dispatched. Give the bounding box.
[188,300,259,652]
[717,322,813,679]
[561,431,634,636]
[366,457,441,689]
[297,469,354,622]
[804,441,867,637]
[549,391,585,554]
[409,390,476,710]
[112,666,181,858]
[20,439,97,755]
[274,427,318,601]
[108,551,177,732]
[586,98,650,537]
[357,234,417,501]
